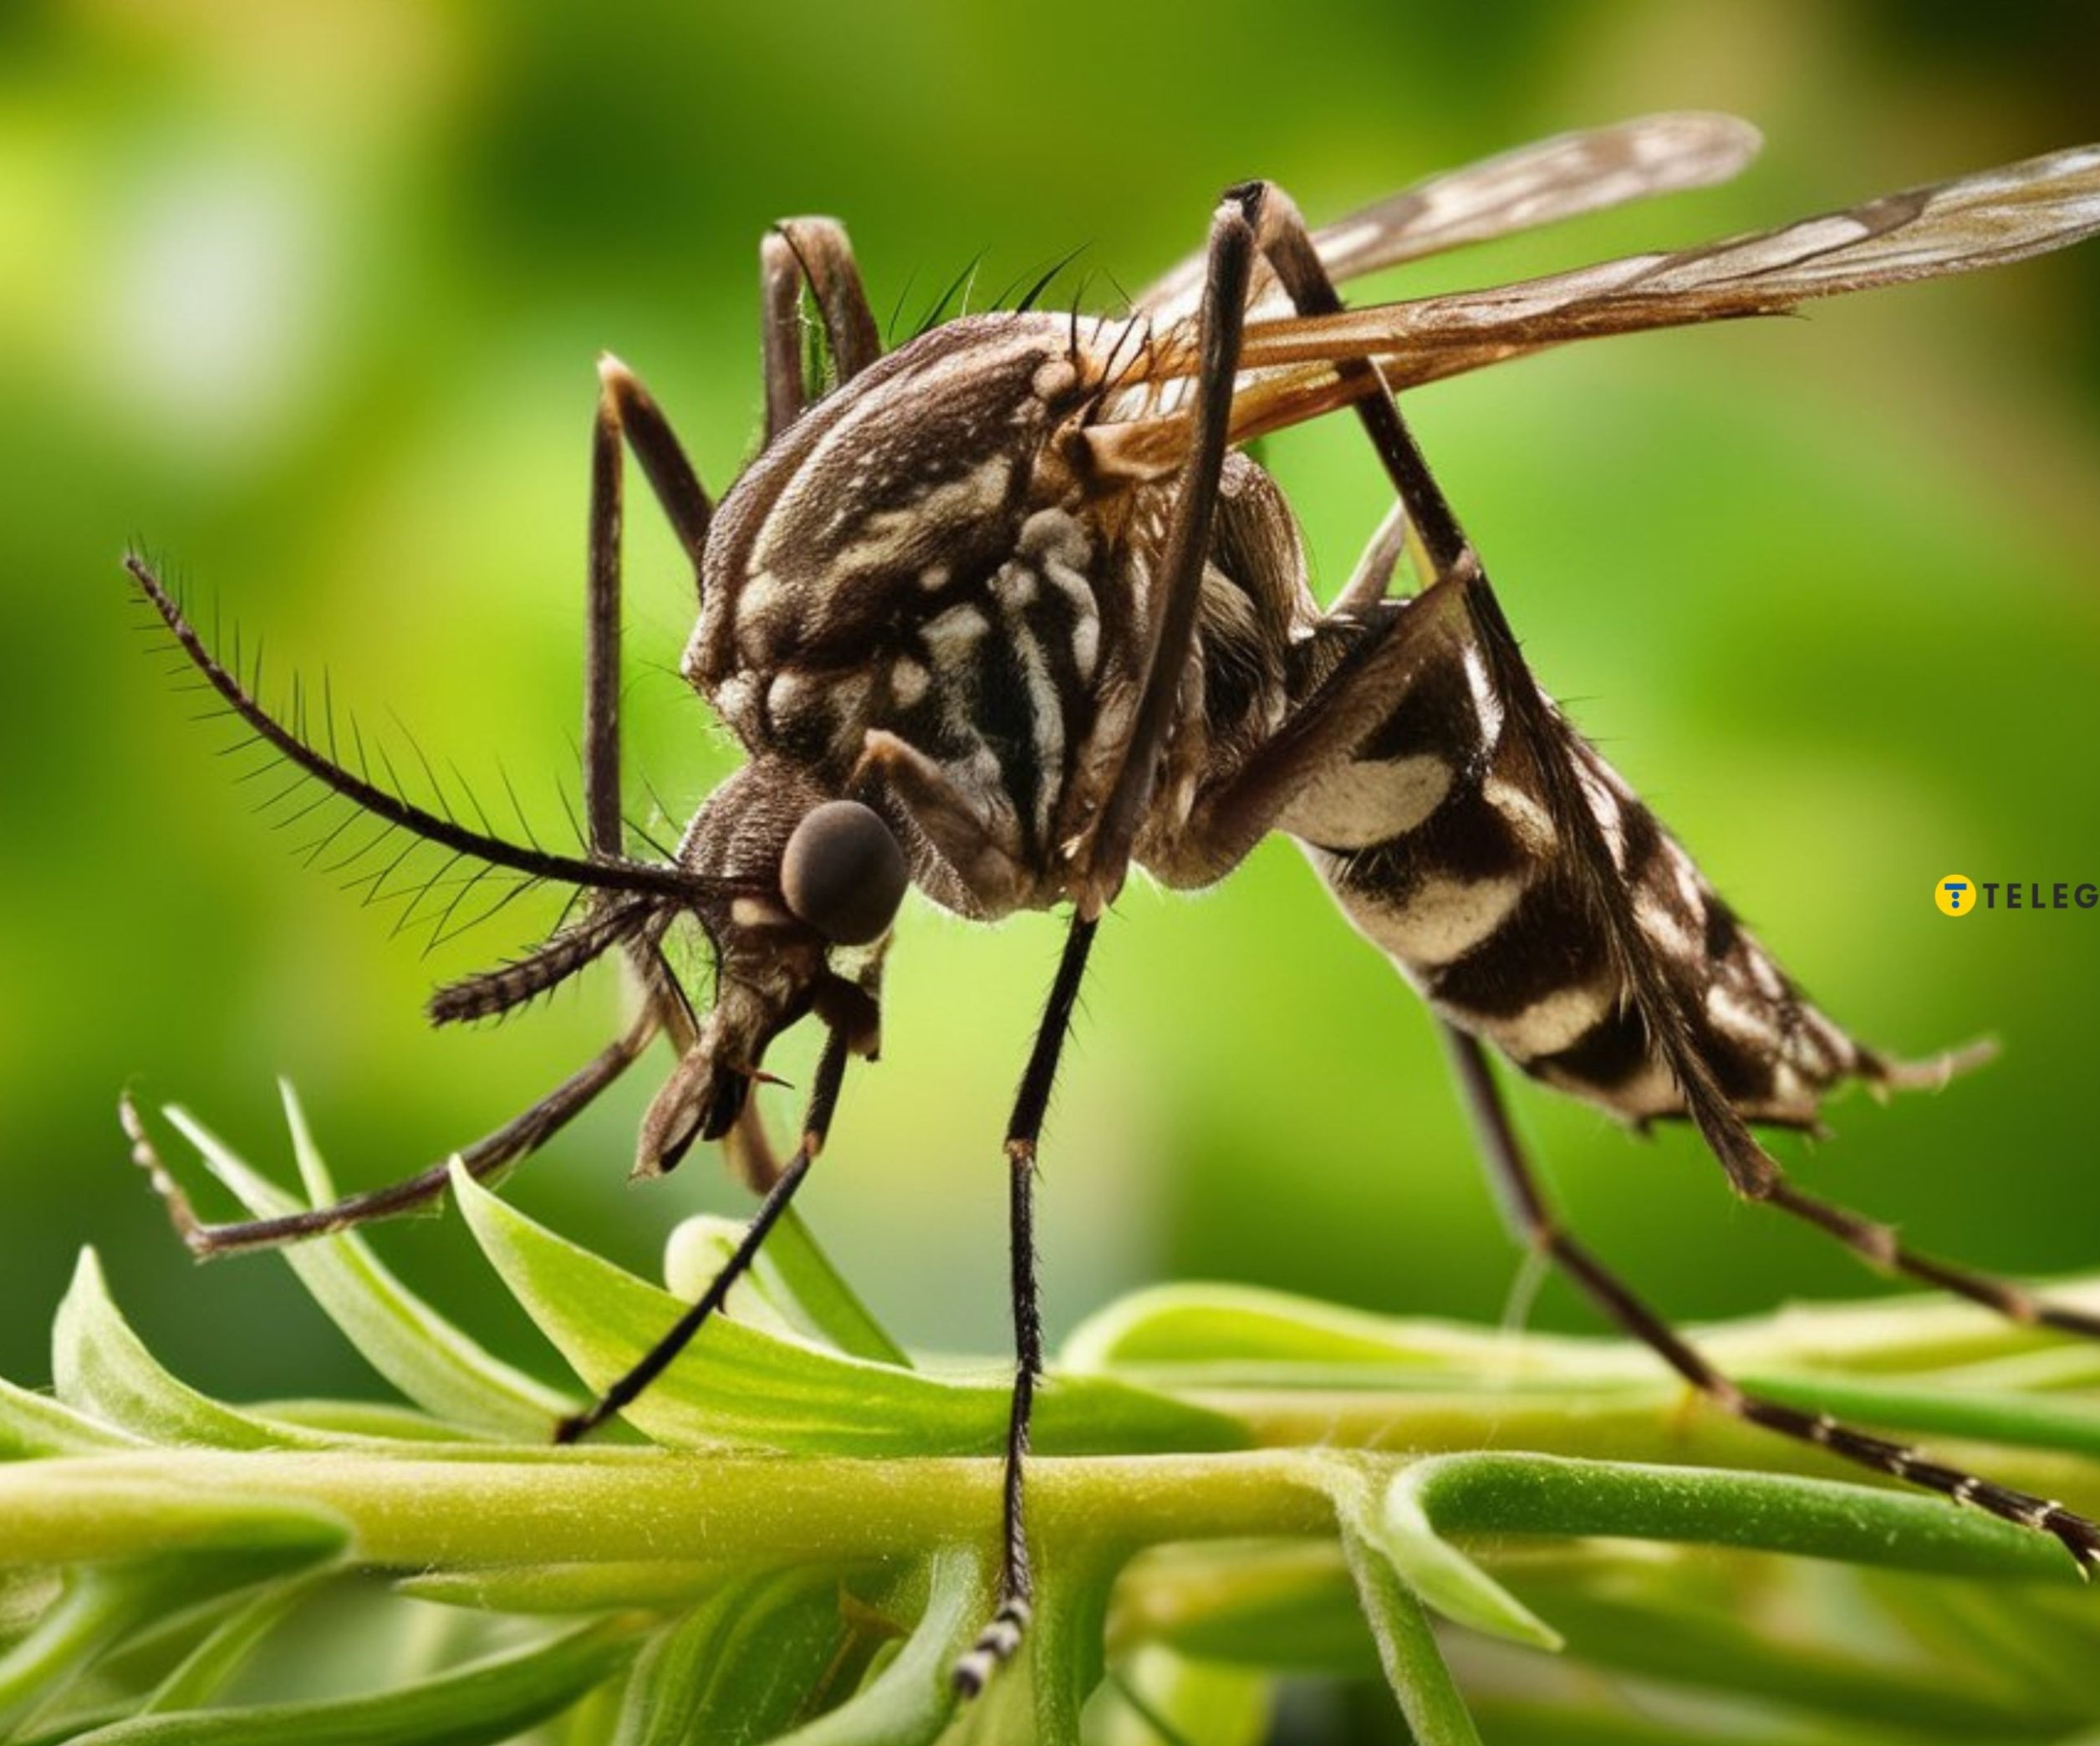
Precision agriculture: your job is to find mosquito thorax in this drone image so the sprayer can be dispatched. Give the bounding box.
[675,314,1135,919]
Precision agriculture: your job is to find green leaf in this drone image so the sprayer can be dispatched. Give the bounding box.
[155,1094,578,1442]
[611,1568,853,1746]
[1337,1513,1485,1746]
[244,1401,471,1442]
[1500,1568,2092,1736]
[1743,1366,2100,1460]
[397,1562,731,1615]
[1366,1468,1563,1652]
[450,1163,1243,1457]
[0,1539,344,1735]
[0,1372,140,1459]
[1062,1284,1626,1382]
[661,1218,808,1344]
[140,1574,328,1715]
[754,1212,911,1369]
[659,1209,906,1366]
[64,1616,640,1744]
[1395,1451,2089,1582]
[772,1547,982,1746]
[52,1251,326,1451]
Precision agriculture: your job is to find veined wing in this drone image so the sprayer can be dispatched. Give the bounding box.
[1090,143,2100,466]
[1134,112,1764,326]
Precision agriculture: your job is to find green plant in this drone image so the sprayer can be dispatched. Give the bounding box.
[5,1087,2099,1743]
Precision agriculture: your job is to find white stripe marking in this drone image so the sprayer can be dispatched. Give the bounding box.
[1280,755,1451,849]
[1366,872,1528,969]
[1490,982,1615,1059]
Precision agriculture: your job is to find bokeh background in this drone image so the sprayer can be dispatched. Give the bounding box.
[5,0,2100,1415]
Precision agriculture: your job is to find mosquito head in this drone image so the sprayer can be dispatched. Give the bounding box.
[635,759,906,1174]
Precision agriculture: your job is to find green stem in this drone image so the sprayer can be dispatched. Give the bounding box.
[0,1450,1341,1570]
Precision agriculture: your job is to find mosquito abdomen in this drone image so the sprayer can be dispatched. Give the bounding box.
[1282,608,1883,1129]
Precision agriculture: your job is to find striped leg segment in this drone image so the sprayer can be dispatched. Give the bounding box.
[956,196,1269,1697]
[953,913,1098,1698]
[1762,1178,2100,1339]
[1081,187,1259,914]
[1443,1025,2100,1570]
[1162,579,1474,885]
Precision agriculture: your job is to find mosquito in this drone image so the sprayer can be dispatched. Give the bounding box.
[123,113,2100,1693]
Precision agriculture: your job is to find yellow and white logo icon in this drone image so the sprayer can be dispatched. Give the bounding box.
[1935,875,1977,916]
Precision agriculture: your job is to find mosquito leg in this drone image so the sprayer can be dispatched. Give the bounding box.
[594,359,711,579]
[1166,488,1427,876]
[1242,179,1781,1200]
[1082,189,1259,911]
[760,217,883,442]
[1159,579,1474,885]
[954,912,1099,1698]
[123,1013,656,1257]
[1442,1024,2100,1569]
[855,728,1029,916]
[585,360,629,855]
[555,1024,852,1443]
[1760,1177,2100,1340]
[1333,498,1412,617]
[586,363,718,1075]
[954,204,1250,1683]
[587,361,707,960]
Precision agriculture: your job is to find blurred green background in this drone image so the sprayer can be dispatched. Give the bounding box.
[5,0,2100,1411]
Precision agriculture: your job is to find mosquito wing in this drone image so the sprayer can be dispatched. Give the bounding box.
[1183,143,2100,444]
[1134,112,1764,326]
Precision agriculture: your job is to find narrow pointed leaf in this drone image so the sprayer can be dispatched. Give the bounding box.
[451,1164,1242,1456]
[1368,1468,1562,1651]
[0,1373,141,1458]
[665,1213,910,1369]
[154,1094,576,1441]
[140,1575,325,1715]
[1062,1283,1624,1382]
[0,1542,344,1736]
[612,1568,849,1746]
[1338,1514,1485,1746]
[66,1616,639,1744]
[53,1252,324,1451]
[1399,1451,2092,1582]
[773,1547,983,1746]
[759,1212,911,1369]
[661,1218,812,1345]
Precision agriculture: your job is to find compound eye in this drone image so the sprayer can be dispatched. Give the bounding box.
[780,800,908,946]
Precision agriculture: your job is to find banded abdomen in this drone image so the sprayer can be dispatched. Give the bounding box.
[1279,590,1901,1129]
